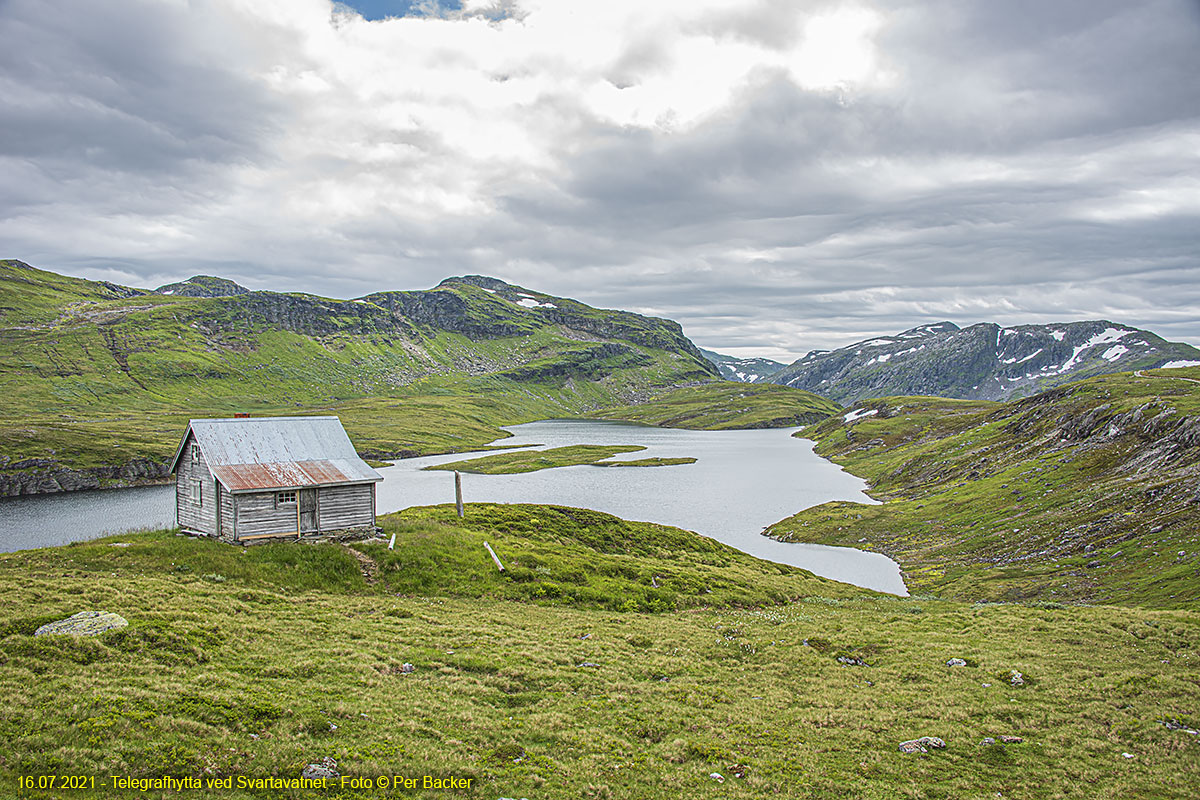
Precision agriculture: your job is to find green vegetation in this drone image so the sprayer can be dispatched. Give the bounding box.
[767,369,1200,608]
[0,261,735,490]
[2,507,1197,799]
[589,381,841,429]
[427,445,647,474]
[593,456,698,467]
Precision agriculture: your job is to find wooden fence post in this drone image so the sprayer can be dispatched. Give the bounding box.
[455,471,464,518]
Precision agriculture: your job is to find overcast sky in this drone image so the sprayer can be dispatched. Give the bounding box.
[2,0,1198,361]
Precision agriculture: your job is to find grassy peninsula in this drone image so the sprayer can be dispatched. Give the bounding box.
[427,445,646,474]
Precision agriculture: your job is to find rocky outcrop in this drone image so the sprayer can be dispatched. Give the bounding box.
[34,611,129,636]
[0,457,172,496]
[156,275,250,297]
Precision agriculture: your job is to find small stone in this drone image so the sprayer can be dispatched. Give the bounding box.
[579,633,591,640]
[946,658,967,667]
[578,662,600,668]
[1121,752,1135,759]
[709,772,725,783]
[301,757,338,780]
[1009,670,1025,686]
[400,663,415,674]
[898,736,945,754]
[249,734,260,740]
[328,723,338,732]
[980,737,996,746]
[837,655,868,667]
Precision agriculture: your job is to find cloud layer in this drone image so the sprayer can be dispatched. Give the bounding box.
[2,0,1198,359]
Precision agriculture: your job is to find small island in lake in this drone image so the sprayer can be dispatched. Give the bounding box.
[425,444,697,474]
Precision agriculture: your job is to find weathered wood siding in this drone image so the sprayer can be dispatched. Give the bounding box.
[318,483,375,530]
[235,492,300,539]
[219,483,235,539]
[176,432,217,535]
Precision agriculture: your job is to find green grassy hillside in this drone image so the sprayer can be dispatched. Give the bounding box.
[766,368,1200,608]
[588,382,841,429]
[2,506,1196,799]
[2,261,797,493]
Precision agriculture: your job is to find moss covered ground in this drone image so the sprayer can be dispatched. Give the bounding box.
[3,505,1198,799]
[766,369,1200,609]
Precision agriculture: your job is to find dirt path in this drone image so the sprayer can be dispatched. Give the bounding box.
[340,543,380,584]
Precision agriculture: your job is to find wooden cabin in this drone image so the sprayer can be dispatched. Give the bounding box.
[169,416,383,544]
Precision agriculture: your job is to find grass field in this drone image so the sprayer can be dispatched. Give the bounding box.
[2,505,1197,799]
[766,369,1200,609]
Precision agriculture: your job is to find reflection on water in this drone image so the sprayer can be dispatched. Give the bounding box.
[0,420,907,594]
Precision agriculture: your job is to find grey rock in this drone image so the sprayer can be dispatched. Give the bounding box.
[34,610,128,637]
[577,662,601,668]
[980,737,997,746]
[301,757,338,780]
[946,658,967,667]
[1009,670,1025,686]
[837,655,868,666]
[400,663,415,674]
[898,736,946,754]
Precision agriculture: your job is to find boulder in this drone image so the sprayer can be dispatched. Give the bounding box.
[34,611,128,637]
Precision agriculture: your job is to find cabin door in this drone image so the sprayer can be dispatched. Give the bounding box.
[299,488,318,533]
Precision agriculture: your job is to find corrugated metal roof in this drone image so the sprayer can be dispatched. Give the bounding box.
[170,416,382,493]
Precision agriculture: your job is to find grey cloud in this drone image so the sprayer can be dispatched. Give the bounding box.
[2,0,1197,362]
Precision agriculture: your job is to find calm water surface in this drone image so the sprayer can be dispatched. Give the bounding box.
[0,420,907,594]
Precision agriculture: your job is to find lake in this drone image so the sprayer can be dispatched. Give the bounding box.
[0,420,907,594]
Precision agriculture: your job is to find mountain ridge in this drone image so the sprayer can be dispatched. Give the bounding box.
[697,347,786,382]
[4,260,838,496]
[761,319,1200,403]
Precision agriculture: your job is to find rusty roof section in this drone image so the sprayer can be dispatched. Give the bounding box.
[169,416,382,493]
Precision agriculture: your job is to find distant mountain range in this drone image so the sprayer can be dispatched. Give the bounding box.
[697,348,785,383]
[713,321,1200,404]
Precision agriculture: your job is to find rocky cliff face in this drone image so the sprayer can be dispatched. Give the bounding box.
[0,457,171,497]
[768,321,1200,403]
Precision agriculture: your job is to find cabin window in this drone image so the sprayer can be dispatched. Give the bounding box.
[195,481,203,506]
[276,490,297,507]
[191,444,200,462]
